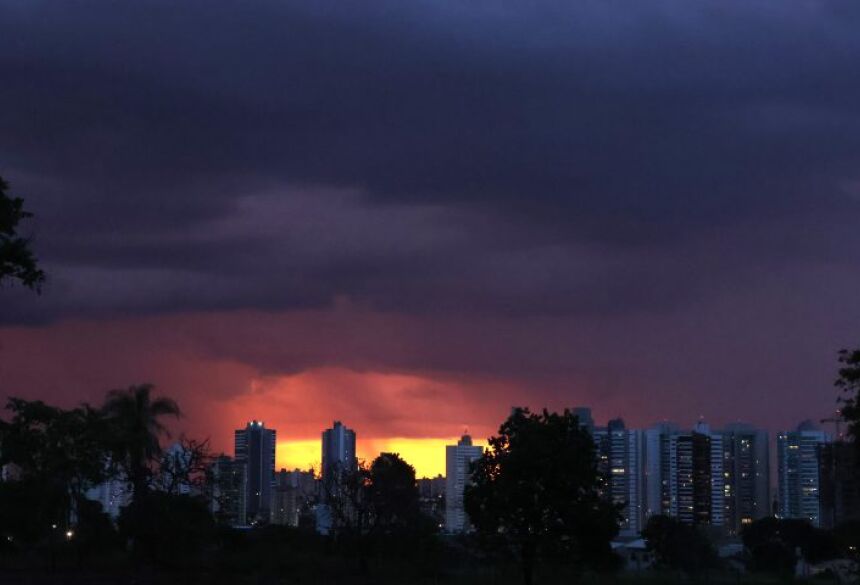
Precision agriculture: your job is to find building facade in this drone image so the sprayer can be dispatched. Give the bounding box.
[777,421,828,527]
[721,423,770,533]
[606,419,646,536]
[644,422,679,519]
[272,468,318,527]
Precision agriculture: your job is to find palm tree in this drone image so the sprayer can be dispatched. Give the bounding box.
[102,384,181,502]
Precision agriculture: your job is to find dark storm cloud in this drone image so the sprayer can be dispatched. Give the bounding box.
[2,0,860,322]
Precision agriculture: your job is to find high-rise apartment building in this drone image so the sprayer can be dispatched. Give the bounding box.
[777,421,828,527]
[721,423,770,533]
[445,434,483,533]
[668,422,724,527]
[644,422,679,519]
[606,419,646,536]
[322,421,357,480]
[234,420,276,525]
[318,421,357,534]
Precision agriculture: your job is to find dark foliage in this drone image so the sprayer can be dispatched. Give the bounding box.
[368,452,421,536]
[836,348,860,448]
[832,520,860,561]
[0,398,110,540]
[465,408,620,585]
[742,517,841,574]
[118,492,216,567]
[641,514,719,573]
[102,384,181,503]
[0,175,44,291]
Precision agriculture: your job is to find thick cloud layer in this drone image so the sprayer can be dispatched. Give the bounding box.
[3,0,860,321]
[1,2,859,450]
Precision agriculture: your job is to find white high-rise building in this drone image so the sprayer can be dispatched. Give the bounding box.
[777,421,828,527]
[644,422,679,519]
[445,434,483,533]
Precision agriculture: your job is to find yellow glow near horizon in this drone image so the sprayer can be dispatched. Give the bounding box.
[276,436,485,478]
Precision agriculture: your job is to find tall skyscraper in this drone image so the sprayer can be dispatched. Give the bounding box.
[668,421,724,527]
[445,434,483,533]
[234,420,276,525]
[721,423,770,534]
[606,418,646,536]
[777,421,828,527]
[318,421,357,535]
[644,421,679,519]
[322,421,357,479]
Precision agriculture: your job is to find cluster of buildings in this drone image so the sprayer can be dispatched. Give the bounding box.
[208,420,484,534]
[571,407,859,537]
[80,411,858,537]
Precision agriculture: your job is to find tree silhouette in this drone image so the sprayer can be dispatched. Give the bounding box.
[742,517,840,574]
[642,514,718,573]
[0,398,110,546]
[102,384,181,503]
[836,348,860,448]
[0,176,45,291]
[465,408,620,585]
[368,452,420,536]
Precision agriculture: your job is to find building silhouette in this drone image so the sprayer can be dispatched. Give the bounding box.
[210,454,247,526]
[234,420,276,525]
[819,441,860,529]
[318,421,357,534]
[445,433,483,533]
[418,474,446,526]
[322,420,357,479]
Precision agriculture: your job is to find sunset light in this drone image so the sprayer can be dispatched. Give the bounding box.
[276,437,486,478]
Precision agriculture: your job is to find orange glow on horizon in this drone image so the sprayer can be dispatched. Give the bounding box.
[276,436,486,478]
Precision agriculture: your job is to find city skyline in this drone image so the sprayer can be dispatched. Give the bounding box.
[222,411,835,482]
[203,409,845,533]
[2,1,859,490]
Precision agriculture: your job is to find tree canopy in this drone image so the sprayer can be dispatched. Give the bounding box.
[101,384,182,502]
[642,514,719,573]
[464,408,620,585]
[0,175,45,291]
[836,348,860,447]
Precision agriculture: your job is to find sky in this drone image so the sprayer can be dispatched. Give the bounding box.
[1,1,860,477]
